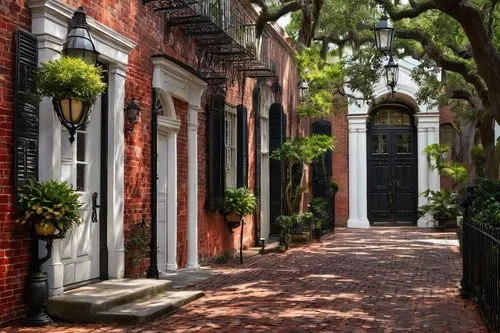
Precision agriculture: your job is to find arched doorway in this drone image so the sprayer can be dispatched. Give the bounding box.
[367,104,418,225]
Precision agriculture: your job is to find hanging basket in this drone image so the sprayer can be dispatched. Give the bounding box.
[224,212,242,232]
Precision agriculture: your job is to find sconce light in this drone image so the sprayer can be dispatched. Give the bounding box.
[272,81,282,101]
[62,7,98,65]
[125,97,141,132]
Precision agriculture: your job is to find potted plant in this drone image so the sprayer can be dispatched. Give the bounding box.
[36,56,106,141]
[222,187,257,230]
[419,189,461,230]
[16,179,83,236]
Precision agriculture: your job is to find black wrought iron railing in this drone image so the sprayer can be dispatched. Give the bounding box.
[462,220,500,332]
[142,0,276,83]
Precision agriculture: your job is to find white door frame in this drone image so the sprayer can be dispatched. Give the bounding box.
[29,0,135,295]
[156,91,180,271]
[345,57,440,228]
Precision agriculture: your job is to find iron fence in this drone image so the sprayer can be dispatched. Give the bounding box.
[462,220,500,332]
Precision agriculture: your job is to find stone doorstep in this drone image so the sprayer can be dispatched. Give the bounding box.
[96,290,204,324]
[47,279,174,323]
[245,239,281,256]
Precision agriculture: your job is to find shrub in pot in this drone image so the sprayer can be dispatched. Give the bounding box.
[223,187,257,229]
[16,179,83,236]
[419,189,460,230]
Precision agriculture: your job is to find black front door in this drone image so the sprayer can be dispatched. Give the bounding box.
[367,108,418,225]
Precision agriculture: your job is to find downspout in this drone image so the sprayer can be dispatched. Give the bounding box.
[147,88,159,278]
[253,82,262,246]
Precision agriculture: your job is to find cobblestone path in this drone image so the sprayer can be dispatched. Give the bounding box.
[3,228,486,332]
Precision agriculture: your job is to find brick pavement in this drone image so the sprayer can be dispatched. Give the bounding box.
[2,228,486,332]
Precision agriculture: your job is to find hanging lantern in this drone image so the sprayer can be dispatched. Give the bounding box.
[53,97,93,143]
[374,15,395,55]
[384,55,399,94]
[62,7,98,65]
[298,80,309,100]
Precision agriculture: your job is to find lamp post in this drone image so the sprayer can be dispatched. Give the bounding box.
[384,55,399,94]
[374,14,395,55]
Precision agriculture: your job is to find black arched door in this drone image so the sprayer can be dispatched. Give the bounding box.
[367,106,418,225]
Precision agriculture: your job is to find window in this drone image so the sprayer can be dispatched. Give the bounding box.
[224,104,237,188]
[372,108,411,126]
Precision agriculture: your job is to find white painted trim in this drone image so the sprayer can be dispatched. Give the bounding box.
[28,0,133,292]
[152,57,207,108]
[166,132,178,271]
[187,105,201,269]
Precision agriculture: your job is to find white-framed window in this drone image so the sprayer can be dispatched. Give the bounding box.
[224,104,237,188]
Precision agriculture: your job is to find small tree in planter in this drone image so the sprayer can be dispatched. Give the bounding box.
[420,144,468,229]
[271,134,334,249]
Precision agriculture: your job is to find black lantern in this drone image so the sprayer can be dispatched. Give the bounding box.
[374,14,395,55]
[299,80,309,100]
[62,7,98,65]
[125,97,141,132]
[384,55,399,94]
[53,97,93,143]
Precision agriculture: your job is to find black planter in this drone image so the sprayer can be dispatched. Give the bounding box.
[24,272,52,326]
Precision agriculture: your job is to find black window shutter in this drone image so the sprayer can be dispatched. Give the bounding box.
[207,95,225,210]
[236,105,248,188]
[269,103,286,235]
[14,29,39,201]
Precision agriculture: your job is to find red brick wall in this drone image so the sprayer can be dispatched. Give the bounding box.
[331,108,349,226]
[0,0,33,324]
[1,0,298,323]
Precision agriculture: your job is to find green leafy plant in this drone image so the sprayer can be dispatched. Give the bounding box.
[419,189,461,229]
[223,187,257,217]
[424,143,468,191]
[468,178,500,226]
[36,56,106,102]
[309,198,328,229]
[125,222,150,268]
[471,144,486,178]
[16,179,82,234]
[330,181,339,195]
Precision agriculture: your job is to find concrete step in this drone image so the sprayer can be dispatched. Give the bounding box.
[96,290,204,324]
[47,279,172,322]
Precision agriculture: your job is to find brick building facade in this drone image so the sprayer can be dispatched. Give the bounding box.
[0,0,304,324]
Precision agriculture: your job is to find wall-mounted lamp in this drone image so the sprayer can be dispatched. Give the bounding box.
[272,81,282,101]
[62,7,98,65]
[125,97,141,132]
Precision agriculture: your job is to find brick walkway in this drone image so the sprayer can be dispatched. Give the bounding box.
[3,228,486,332]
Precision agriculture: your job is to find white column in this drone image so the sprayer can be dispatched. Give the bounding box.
[106,64,126,278]
[31,18,66,296]
[347,115,370,228]
[416,113,440,228]
[186,105,200,269]
[357,128,370,225]
[166,131,178,271]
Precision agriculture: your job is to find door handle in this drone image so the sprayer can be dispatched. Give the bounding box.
[91,192,101,223]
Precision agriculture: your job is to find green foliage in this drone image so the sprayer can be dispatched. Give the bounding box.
[16,179,82,233]
[125,222,150,267]
[36,56,106,101]
[469,178,500,226]
[424,143,468,190]
[276,214,297,250]
[419,189,460,223]
[330,181,339,195]
[223,187,257,217]
[308,197,328,229]
[471,144,486,178]
[271,135,335,214]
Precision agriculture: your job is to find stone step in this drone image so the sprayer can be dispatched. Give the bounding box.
[47,279,172,322]
[96,290,204,324]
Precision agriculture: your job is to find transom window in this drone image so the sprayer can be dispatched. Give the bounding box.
[372,108,411,126]
[224,104,237,188]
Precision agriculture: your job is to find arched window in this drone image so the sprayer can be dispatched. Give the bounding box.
[372,107,411,126]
